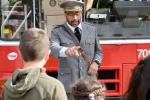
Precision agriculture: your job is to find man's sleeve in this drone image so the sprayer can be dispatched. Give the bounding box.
[93,28,103,65]
[50,29,68,58]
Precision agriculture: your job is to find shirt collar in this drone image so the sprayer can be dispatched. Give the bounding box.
[66,22,82,33]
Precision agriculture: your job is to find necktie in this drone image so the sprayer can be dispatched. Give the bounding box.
[74,27,81,42]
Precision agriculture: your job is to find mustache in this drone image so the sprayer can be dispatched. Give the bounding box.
[71,20,80,23]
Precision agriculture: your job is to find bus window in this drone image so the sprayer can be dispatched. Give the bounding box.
[85,0,150,39]
[92,0,110,9]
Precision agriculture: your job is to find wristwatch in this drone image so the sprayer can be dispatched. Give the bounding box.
[94,60,100,65]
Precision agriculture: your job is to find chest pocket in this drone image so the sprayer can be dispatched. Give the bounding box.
[60,40,75,47]
[85,40,95,45]
[84,40,95,56]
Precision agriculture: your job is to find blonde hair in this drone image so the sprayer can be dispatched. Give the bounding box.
[19,28,49,62]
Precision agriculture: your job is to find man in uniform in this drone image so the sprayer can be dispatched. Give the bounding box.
[50,0,103,99]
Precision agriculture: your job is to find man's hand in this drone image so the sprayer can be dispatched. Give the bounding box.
[88,62,99,75]
[65,46,80,56]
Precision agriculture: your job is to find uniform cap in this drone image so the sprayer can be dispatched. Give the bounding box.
[60,0,84,12]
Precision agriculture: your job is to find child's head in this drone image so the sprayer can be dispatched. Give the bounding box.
[72,78,106,100]
[125,55,150,100]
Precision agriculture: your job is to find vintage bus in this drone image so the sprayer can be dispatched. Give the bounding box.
[0,0,150,99]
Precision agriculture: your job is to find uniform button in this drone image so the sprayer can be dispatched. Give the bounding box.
[60,72,64,75]
[80,66,82,70]
[79,60,81,63]
[79,52,81,56]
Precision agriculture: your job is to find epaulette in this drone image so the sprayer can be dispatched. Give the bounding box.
[83,22,95,29]
[53,25,63,29]
[83,22,94,26]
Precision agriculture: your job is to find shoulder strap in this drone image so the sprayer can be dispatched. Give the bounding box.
[62,25,92,65]
[63,25,80,46]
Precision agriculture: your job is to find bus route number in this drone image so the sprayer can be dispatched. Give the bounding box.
[137,49,150,58]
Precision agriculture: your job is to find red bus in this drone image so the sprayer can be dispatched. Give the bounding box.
[0,0,150,99]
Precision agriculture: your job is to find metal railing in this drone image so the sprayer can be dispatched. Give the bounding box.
[12,10,32,38]
[1,1,33,39]
[1,1,22,38]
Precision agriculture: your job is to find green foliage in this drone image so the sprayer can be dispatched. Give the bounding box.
[0,0,1,24]
[9,0,21,6]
